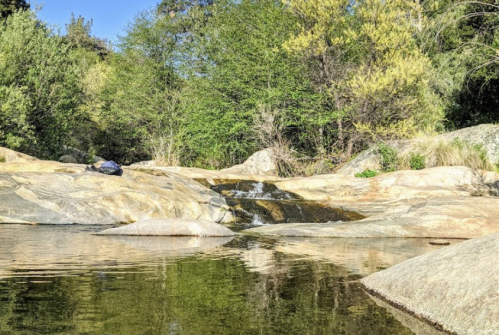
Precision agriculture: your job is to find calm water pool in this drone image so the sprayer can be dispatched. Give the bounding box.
[0,224,453,335]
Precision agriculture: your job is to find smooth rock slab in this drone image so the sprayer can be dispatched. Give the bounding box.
[243,196,499,238]
[95,219,237,236]
[360,232,499,335]
[0,163,232,224]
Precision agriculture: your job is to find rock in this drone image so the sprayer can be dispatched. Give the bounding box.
[276,166,494,213]
[59,155,78,163]
[130,160,156,167]
[336,147,381,177]
[244,196,499,238]
[244,166,499,238]
[62,146,106,164]
[360,232,499,335]
[128,165,283,183]
[337,124,499,176]
[437,123,499,164]
[95,218,236,236]
[220,148,278,176]
[0,147,38,163]
[0,161,233,224]
[128,149,280,180]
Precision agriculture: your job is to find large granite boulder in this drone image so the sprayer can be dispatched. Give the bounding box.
[244,166,499,238]
[243,196,499,238]
[128,165,283,183]
[360,232,499,335]
[220,148,278,176]
[0,161,232,224]
[129,149,280,181]
[95,218,236,236]
[337,124,499,176]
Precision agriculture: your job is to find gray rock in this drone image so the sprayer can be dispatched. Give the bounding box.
[220,148,278,176]
[244,167,499,238]
[95,218,237,236]
[361,232,499,335]
[59,155,78,163]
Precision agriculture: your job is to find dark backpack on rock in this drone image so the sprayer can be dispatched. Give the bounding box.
[98,161,123,176]
[85,161,123,176]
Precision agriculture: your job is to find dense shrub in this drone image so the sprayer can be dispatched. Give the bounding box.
[409,153,426,170]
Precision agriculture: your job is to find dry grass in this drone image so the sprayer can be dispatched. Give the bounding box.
[150,135,180,167]
[399,138,494,171]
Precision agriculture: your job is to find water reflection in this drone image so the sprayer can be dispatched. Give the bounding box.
[0,225,455,334]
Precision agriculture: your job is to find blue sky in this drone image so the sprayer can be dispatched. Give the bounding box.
[33,0,160,43]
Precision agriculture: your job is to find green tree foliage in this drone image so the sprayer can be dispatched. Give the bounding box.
[180,0,316,168]
[284,0,444,160]
[97,8,186,164]
[0,10,81,158]
[0,0,28,18]
[64,13,109,58]
[421,0,499,128]
[0,1,498,172]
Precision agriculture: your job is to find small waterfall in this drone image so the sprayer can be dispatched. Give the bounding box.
[210,180,363,228]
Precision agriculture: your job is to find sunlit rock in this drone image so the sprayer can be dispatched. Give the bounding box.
[361,232,499,335]
[95,218,236,236]
[0,161,232,224]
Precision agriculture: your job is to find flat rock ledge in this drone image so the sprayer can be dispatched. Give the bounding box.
[244,166,499,239]
[95,219,237,236]
[360,232,499,335]
[243,196,499,239]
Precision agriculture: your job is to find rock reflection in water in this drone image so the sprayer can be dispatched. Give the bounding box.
[0,224,233,278]
[0,224,455,335]
[271,237,455,276]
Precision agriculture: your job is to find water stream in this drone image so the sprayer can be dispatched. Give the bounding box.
[210,180,364,228]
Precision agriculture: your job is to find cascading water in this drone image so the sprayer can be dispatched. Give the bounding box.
[209,180,363,229]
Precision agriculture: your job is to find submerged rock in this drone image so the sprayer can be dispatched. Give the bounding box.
[95,218,236,236]
[360,232,499,335]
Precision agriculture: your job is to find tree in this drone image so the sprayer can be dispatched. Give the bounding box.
[0,0,28,18]
[0,10,81,158]
[179,0,316,168]
[97,8,186,164]
[420,0,499,128]
[284,0,444,159]
[64,13,110,59]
